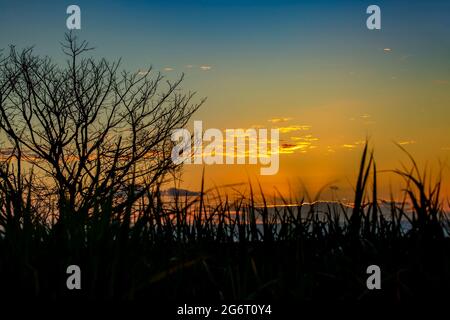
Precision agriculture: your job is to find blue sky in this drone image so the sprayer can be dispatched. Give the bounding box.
[1,0,449,197]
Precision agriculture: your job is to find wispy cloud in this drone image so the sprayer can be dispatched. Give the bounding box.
[342,140,365,150]
[200,65,212,71]
[326,146,336,154]
[398,140,416,146]
[277,125,312,133]
[291,135,318,142]
[137,70,151,76]
[280,143,307,154]
[278,134,319,154]
[163,67,174,72]
[280,141,317,154]
[268,117,293,123]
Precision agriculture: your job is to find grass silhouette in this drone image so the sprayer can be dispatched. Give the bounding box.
[1,142,450,301]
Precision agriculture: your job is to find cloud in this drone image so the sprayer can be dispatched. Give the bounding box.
[268,117,293,123]
[163,67,174,71]
[341,141,365,150]
[398,140,416,146]
[281,143,298,148]
[278,134,319,154]
[200,65,212,71]
[326,146,336,154]
[358,114,375,125]
[383,48,392,53]
[280,143,305,153]
[277,125,312,133]
[163,187,201,197]
[137,70,151,76]
[280,141,315,154]
[291,134,318,142]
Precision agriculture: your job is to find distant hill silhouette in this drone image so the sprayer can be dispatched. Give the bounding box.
[163,187,201,197]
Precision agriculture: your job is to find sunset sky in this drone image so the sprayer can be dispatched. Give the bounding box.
[1,0,450,201]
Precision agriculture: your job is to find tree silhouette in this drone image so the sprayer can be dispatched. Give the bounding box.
[0,33,203,230]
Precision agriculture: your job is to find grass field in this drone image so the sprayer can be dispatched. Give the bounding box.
[1,143,450,301]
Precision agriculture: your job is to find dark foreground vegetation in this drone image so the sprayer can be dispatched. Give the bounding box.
[1,35,450,301]
[2,145,450,301]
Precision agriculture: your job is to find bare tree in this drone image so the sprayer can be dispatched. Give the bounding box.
[0,33,204,226]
